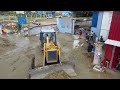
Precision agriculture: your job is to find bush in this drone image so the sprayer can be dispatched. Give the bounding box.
[11,18,15,20]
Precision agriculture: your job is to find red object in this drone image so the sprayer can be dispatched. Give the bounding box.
[2,30,4,33]
[108,11,120,41]
[103,45,120,69]
[79,31,82,36]
[103,44,113,67]
[103,11,120,69]
[2,29,6,33]
[111,47,120,69]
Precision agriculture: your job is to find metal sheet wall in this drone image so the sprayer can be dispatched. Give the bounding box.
[103,45,120,69]
[91,12,103,37]
[103,44,113,67]
[111,47,120,68]
[108,11,120,41]
[100,11,113,41]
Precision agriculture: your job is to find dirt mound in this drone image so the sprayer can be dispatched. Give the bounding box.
[44,70,71,79]
[0,37,16,55]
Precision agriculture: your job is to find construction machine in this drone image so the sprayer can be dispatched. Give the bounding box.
[39,28,61,66]
[29,28,76,79]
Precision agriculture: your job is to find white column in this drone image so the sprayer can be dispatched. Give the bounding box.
[93,42,103,65]
[109,46,116,69]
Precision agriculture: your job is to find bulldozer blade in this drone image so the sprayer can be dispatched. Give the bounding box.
[29,61,77,79]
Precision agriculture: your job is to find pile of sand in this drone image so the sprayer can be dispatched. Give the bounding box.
[44,70,71,79]
[0,37,15,55]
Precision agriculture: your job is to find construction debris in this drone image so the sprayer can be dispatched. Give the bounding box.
[73,35,80,48]
[29,61,77,79]
[93,65,104,72]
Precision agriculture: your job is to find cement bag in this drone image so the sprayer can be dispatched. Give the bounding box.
[73,35,79,39]
[73,40,79,48]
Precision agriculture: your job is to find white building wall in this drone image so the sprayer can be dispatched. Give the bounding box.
[100,11,113,41]
[16,11,25,14]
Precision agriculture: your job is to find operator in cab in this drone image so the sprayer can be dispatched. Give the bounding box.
[46,34,49,45]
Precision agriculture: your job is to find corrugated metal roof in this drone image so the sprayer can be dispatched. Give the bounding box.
[105,39,120,47]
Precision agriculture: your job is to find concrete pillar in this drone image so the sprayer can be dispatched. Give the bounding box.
[93,42,104,65]
[72,19,75,34]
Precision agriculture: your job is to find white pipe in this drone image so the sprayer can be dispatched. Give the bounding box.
[46,36,49,44]
[109,46,116,69]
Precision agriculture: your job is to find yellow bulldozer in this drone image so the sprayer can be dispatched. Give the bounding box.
[29,28,76,79]
[39,28,61,66]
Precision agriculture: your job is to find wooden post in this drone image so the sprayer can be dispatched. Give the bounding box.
[109,46,116,69]
[31,15,32,20]
[9,15,10,21]
[36,14,37,18]
[93,42,103,65]
[106,61,109,68]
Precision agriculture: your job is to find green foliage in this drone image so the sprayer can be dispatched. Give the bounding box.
[11,18,16,20]
[0,11,16,15]
[73,11,93,17]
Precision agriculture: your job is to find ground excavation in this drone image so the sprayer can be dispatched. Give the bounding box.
[0,31,120,79]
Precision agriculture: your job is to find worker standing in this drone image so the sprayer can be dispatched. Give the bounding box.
[87,41,93,56]
[100,36,104,42]
[91,31,94,36]
[50,33,54,41]
[79,30,82,38]
[116,59,120,72]
[86,33,90,43]
[93,33,96,43]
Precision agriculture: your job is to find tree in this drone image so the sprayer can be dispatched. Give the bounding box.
[72,11,93,17]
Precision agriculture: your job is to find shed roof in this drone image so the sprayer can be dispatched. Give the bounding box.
[105,39,120,47]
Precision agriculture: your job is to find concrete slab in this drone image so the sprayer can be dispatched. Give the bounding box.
[29,61,77,79]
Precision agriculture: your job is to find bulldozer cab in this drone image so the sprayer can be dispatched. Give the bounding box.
[39,28,57,49]
[39,28,60,66]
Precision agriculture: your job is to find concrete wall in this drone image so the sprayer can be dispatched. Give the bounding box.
[57,17,74,34]
[91,11,113,41]
[75,21,91,27]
